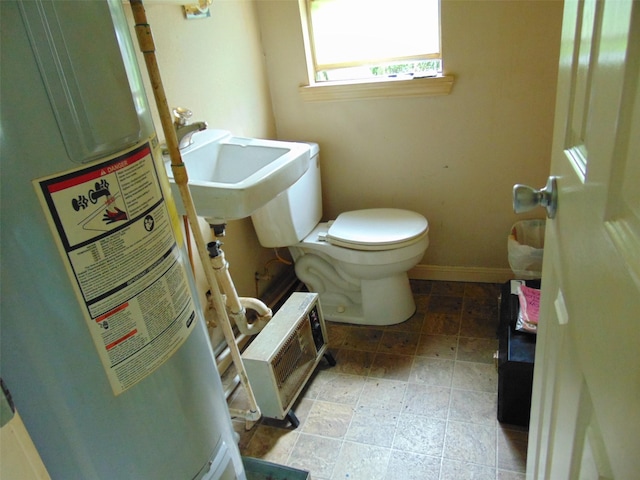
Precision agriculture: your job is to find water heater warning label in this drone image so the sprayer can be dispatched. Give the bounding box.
[34,140,197,395]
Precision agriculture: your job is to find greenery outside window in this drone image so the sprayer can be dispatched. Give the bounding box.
[299,0,453,100]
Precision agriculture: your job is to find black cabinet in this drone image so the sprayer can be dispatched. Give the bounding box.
[497,280,539,426]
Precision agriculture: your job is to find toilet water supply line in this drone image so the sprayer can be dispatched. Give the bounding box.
[129,0,261,425]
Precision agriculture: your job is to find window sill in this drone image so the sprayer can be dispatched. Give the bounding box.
[298,75,454,102]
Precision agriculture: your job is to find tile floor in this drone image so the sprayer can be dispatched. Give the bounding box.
[230,280,528,480]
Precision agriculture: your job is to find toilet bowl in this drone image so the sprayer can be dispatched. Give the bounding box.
[251,144,429,325]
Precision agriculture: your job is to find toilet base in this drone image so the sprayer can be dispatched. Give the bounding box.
[292,249,419,326]
[317,273,416,326]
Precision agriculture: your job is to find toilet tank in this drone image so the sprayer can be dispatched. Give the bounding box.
[251,143,322,247]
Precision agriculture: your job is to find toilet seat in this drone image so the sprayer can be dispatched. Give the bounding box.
[326,208,428,251]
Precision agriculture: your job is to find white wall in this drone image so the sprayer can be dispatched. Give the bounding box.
[256,0,564,281]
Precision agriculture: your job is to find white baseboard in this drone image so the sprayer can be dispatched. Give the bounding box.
[409,264,514,284]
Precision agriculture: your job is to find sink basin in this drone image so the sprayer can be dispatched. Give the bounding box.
[164,129,311,222]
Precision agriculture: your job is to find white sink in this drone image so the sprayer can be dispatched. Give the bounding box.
[164,129,311,222]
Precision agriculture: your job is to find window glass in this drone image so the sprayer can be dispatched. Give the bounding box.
[307,0,441,82]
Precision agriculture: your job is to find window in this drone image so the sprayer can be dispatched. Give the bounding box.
[306,0,441,83]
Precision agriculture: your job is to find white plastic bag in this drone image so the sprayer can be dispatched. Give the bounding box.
[508,219,545,279]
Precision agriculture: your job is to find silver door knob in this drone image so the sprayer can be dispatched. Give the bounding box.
[513,176,558,219]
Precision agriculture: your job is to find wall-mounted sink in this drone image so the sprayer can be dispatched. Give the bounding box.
[164,129,311,222]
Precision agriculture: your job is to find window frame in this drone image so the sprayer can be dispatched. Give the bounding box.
[298,0,454,101]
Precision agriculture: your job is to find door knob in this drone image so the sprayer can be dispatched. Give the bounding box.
[513,176,558,219]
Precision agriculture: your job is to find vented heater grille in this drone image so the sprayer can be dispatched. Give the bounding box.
[242,292,328,421]
[272,319,315,408]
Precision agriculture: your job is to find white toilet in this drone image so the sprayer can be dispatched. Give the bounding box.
[251,143,429,326]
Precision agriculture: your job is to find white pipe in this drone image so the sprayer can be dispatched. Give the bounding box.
[209,245,272,335]
[209,248,243,314]
[223,374,241,400]
[240,297,271,318]
[229,407,261,424]
[216,333,249,374]
[130,1,261,425]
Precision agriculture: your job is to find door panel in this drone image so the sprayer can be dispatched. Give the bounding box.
[527,0,640,478]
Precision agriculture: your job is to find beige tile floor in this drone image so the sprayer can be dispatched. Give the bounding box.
[231,280,528,480]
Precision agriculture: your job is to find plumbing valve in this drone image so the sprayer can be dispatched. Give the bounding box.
[210,223,227,237]
[172,107,192,126]
[207,241,223,258]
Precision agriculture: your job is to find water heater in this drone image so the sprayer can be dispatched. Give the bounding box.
[0,1,245,478]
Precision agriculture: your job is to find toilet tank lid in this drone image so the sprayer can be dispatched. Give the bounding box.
[327,208,428,247]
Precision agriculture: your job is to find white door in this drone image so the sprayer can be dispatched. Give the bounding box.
[526,0,640,478]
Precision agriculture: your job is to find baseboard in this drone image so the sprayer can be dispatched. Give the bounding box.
[409,264,514,284]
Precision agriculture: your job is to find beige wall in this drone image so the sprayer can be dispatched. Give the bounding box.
[256,0,563,281]
[123,1,284,309]
[123,1,290,348]
[124,0,563,296]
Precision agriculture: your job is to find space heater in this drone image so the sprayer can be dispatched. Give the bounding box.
[242,292,334,427]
